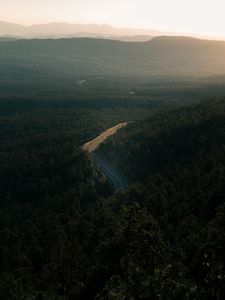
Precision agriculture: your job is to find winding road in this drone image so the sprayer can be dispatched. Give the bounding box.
[82,122,128,153]
[91,153,128,190]
[82,122,128,190]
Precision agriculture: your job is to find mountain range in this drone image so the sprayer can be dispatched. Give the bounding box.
[1,21,221,41]
[1,36,225,82]
[0,21,168,41]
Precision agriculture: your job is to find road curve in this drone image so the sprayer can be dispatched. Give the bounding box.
[82,122,128,191]
[91,153,128,190]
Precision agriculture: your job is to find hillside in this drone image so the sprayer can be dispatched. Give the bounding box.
[1,92,225,298]
[1,36,225,83]
[96,97,225,299]
[99,98,225,181]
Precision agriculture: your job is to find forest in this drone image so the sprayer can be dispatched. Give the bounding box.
[97,98,225,299]
[1,37,225,78]
[0,55,225,299]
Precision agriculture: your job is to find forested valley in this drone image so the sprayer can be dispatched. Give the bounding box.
[1,38,225,299]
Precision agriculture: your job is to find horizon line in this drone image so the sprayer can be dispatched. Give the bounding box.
[1,19,225,41]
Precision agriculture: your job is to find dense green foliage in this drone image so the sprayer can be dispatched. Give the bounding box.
[99,98,225,299]
[1,93,225,299]
[1,37,225,298]
[0,76,171,299]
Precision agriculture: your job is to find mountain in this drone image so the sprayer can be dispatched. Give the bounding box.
[5,33,153,42]
[1,21,225,41]
[112,35,153,42]
[1,36,225,83]
[27,22,157,36]
[0,21,178,40]
[0,21,27,36]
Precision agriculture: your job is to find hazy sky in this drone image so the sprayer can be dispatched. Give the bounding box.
[1,0,225,37]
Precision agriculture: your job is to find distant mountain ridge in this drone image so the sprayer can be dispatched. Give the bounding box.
[1,21,224,41]
[0,21,165,40]
[1,36,225,80]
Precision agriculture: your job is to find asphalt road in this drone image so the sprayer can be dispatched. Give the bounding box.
[91,153,128,190]
[82,122,128,153]
[82,122,129,190]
